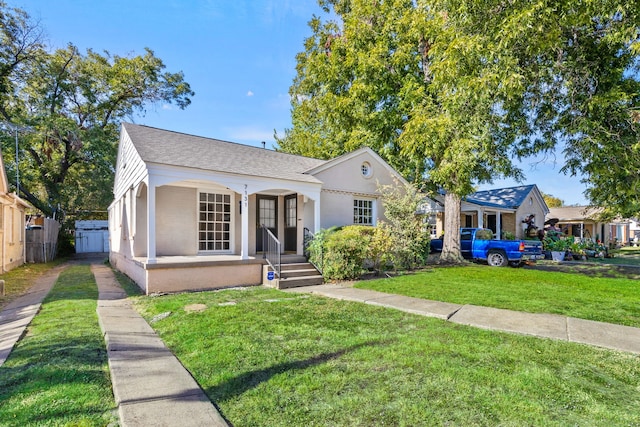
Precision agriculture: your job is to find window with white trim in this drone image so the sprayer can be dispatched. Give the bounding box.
[353,198,374,225]
[199,192,232,252]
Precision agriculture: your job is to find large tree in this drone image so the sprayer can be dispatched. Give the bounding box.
[0,4,194,218]
[0,0,44,121]
[278,0,639,261]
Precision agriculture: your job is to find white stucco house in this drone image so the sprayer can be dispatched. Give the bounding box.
[108,123,407,294]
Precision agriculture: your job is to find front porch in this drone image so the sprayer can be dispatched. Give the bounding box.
[110,173,323,293]
[109,251,320,294]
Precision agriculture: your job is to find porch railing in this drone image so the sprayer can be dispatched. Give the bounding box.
[303,227,323,274]
[262,225,281,278]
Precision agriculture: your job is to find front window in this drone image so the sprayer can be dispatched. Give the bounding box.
[353,199,374,225]
[199,192,232,252]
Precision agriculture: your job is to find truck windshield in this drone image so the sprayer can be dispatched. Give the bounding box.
[475,229,494,240]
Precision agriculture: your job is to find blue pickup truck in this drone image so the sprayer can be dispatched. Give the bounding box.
[430,228,545,267]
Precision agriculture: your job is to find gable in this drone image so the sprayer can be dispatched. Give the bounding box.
[0,147,9,194]
[113,126,147,200]
[307,147,408,194]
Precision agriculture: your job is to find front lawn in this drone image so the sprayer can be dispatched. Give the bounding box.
[590,246,640,266]
[0,265,117,426]
[0,260,65,310]
[357,265,640,327]
[132,287,640,426]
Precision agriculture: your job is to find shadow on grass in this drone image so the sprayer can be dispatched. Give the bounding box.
[206,339,394,404]
[0,335,114,424]
[526,262,640,279]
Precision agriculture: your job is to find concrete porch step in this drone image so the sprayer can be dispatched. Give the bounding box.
[282,268,319,278]
[277,275,324,289]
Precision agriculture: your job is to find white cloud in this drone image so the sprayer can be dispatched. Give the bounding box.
[247,90,254,97]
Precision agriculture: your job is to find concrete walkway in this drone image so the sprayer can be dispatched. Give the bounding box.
[0,264,66,367]
[91,264,228,427]
[285,284,640,354]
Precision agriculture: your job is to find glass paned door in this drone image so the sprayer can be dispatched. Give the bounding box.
[256,195,277,252]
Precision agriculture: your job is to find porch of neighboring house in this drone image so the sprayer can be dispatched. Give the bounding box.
[460,209,517,239]
[109,178,323,295]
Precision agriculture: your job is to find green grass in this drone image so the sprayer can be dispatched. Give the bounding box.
[132,287,640,427]
[356,265,640,327]
[0,260,66,310]
[0,265,117,426]
[589,246,640,266]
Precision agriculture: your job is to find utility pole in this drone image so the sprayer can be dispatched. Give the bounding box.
[0,122,32,195]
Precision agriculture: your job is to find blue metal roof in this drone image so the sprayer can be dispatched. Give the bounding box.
[466,185,537,209]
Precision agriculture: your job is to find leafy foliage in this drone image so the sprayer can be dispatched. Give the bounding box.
[280,0,639,262]
[542,192,564,208]
[378,180,431,269]
[0,4,194,218]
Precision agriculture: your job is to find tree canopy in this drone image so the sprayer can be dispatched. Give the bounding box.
[278,0,639,260]
[542,193,564,209]
[0,3,194,218]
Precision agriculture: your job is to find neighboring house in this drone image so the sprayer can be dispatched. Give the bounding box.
[546,206,631,245]
[109,123,408,294]
[0,149,31,272]
[630,219,640,245]
[427,185,549,240]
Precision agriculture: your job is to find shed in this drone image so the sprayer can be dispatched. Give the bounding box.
[75,220,109,253]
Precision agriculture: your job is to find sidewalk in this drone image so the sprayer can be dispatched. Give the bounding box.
[284,284,640,354]
[0,264,66,367]
[91,264,228,427]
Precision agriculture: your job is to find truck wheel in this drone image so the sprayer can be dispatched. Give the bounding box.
[487,250,508,267]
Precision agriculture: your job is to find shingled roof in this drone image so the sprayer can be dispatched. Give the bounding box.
[466,185,538,209]
[123,123,327,184]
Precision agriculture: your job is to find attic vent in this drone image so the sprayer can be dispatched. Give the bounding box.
[361,162,372,178]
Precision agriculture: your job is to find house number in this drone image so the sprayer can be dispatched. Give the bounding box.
[243,185,248,207]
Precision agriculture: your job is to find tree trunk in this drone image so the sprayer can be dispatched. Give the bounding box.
[439,192,465,264]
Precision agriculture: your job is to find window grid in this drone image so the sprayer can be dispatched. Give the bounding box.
[198,192,231,251]
[353,199,373,225]
[286,197,296,227]
[259,198,276,228]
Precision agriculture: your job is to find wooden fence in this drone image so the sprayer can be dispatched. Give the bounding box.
[26,218,60,263]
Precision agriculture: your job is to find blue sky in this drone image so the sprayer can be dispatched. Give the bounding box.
[16,0,589,205]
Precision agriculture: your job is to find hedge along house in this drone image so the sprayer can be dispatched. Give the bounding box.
[427,185,549,240]
[109,123,408,294]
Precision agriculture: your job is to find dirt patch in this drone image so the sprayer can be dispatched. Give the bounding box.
[184,303,208,313]
[524,262,640,279]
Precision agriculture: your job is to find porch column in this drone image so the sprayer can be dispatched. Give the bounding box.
[314,196,321,233]
[146,178,157,263]
[477,209,484,228]
[496,212,502,240]
[240,194,249,259]
[241,185,249,259]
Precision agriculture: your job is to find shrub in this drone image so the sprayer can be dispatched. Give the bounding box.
[378,181,431,270]
[323,226,372,280]
[306,226,394,281]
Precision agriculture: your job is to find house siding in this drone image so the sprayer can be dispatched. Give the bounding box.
[312,150,399,228]
[114,130,147,200]
[156,186,197,256]
[502,213,516,237]
[514,195,547,239]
